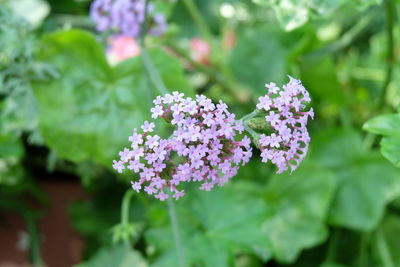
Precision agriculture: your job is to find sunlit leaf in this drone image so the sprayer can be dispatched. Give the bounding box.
[364,113,400,167]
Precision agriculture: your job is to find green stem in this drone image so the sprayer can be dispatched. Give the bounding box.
[167,196,185,267]
[239,110,259,122]
[181,0,213,44]
[376,228,395,267]
[238,110,260,141]
[325,228,340,262]
[25,211,43,267]
[362,0,395,150]
[121,190,135,225]
[138,4,183,264]
[379,0,395,109]
[139,0,168,96]
[358,233,368,267]
[141,48,168,95]
[305,8,378,59]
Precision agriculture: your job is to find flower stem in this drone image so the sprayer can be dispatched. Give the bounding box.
[376,228,395,267]
[239,110,259,122]
[238,110,261,142]
[379,0,395,109]
[139,0,168,96]
[140,48,168,95]
[325,228,340,263]
[167,196,186,267]
[181,0,213,45]
[25,211,43,267]
[121,189,134,225]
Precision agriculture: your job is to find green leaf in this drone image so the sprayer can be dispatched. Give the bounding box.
[312,128,400,230]
[363,114,400,136]
[146,164,335,265]
[261,163,336,263]
[364,114,400,167]
[380,137,400,167]
[300,58,345,108]
[146,185,270,267]
[75,244,147,267]
[229,27,287,96]
[32,29,192,166]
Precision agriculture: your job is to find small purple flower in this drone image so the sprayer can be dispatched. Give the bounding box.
[146,135,160,149]
[150,105,163,119]
[141,121,155,132]
[255,76,313,173]
[127,159,144,173]
[112,160,125,173]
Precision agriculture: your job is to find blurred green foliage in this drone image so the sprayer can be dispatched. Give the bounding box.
[1,0,400,267]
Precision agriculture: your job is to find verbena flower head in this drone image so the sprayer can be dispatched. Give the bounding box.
[113,92,252,200]
[90,0,167,37]
[256,76,314,174]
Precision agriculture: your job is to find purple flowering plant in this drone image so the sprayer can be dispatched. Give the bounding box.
[113,92,253,200]
[113,77,313,200]
[90,0,167,37]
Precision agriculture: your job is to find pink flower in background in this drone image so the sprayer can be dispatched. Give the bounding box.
[222,28,236,50]
[107,36,141,65]
[190,38,211,65]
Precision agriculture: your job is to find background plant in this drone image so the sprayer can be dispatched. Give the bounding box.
[0,0,399,266]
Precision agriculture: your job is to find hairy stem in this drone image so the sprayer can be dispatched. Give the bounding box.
[139,0,168,96]
[167,196,185,267]
[121,190,134,225]
[239,110,259,122]
[140,2,183,265]
[238,110,261,141]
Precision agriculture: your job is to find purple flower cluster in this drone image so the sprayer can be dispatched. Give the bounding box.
[113,92,252,200]
[256,76,314,173]
[90,0,167,37]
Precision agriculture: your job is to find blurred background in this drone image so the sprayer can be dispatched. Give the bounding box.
[1,0,400,266]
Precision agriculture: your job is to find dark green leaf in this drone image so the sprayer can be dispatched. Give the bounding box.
[147,163,336,265]
[312,128,400,230]
[146,185,270,267]
[32,29,193,166]
[229,27,288,96]
[261,163,336,263]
